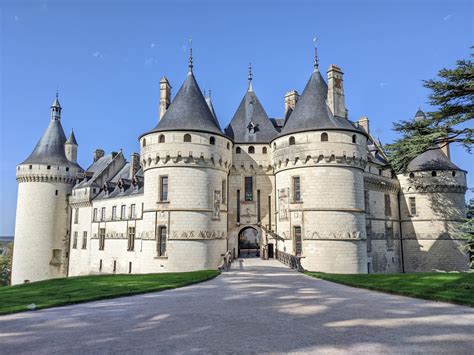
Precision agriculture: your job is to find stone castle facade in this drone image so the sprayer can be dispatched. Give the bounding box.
[11,53,469,284]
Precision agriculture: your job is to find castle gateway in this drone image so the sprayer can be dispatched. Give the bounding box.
[12,51,469,284]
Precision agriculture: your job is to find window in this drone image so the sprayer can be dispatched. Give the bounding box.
[257,190,261,222]
[129,262,132,274]
[294,226,302,256]
[82,232,87,249]
[130,204,136,219]
[352,134,356,143]
[99,259,102,271]
[55,190,58,196]
[127,227,135,251]
[289,136,295,145]
[99,228,105,250]
[29,165,32,169]
[160,176,168,201]
[409,197,417,215]
[385,221,394,251]
[226,142,230,150]
[47,165,51,170]
[222,180,226,204]
[66,167,69,172]
[378,169,382,176]
[158,226,167,256]
[364,190,370,214]
[248,146,255,154]
[74,208,79,224]
[321,132,328,142]
[159,134,165,143]
[72,232,78,249]
[113,260,117,272]
[142,138,146,147]
[184,134,191,142]
[431,171,437,177]
[262,147,267,154]
[293,176,301,202]
[237,190,241,223]
[121,205,126,219]
[409,172,415,179]
[384,194,392,217]
[93,208,98,221]
[245,177,253,201]
[273,143,276,150]
[210,136,216,145]
[100,207,106,221]
[236,147,241,154]
[452,171,456,177]
[111,206,116,220]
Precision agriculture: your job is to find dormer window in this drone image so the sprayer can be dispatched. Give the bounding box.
[248,146,255,154]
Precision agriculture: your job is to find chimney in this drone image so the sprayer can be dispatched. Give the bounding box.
[93,149,105,163]
[357,116,370,134]
[327,64,347,118]
[284,90,299,116]
[129,153,140,180]
[439,142,451,160]
[159,76,171,120]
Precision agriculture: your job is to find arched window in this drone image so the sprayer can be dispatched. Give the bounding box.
[159,134,165,143]
[236,147,241,154]
[210,136,216,145]
[273,143,276,150]
[452,171,456,177]
[289,136,296,145]
[248,146,255,154]
[431,171,437,177]
[227,142,230,150]
[321,132,328,142]
[409,173,415,179]
[352,134,356,143]
[184,134,191,142]
[262,147,267,154]
[142,138,146,147]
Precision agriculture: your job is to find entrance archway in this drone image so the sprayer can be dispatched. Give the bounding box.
[238,227,260,257]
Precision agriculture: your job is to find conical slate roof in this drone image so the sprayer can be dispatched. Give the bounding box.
[143,73,223,136]
[21,119,79,167]
[279,70,360,137]
[66,130,78,145]
[225,90,278,143]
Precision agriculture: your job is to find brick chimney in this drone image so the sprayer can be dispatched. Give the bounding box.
[159,76,171,121]
[284,90,299,116]
[93,149,105,163]
[129,153,140,180]
[327,64,347,118]
[357,116,370,134]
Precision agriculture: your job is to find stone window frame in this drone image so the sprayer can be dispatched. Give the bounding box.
[210,136,216,145]
[293,226,302,256]
[321,132,328,142]
[100,207,106,221]
[248,146,255,154]
[72,231,78,249]
[384,194,392,217]
[93,208,98,222]
[159,134,165,143]
[292,176,302,203]
[222,179,227,204]
[81,231,87,249]
[112,206,117,220]
[159,175,169,202]
[184,134,192,143]
[262,147,267,154]
[120,205,126,219]
[98,228,106,251]
[157,225,167,257]
[74,208,79,224]
[236,147,241,154]
[244,176,253,202]
[130,204,136,219]
[409,197,417,216]
[127,226,136,252]
[289,136,296,145]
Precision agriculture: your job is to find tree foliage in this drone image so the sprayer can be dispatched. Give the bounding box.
[386,49,474,172]
[0,245,12,286]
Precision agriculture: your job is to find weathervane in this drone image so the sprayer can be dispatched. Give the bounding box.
[248,62,253,91]
[188,37,193,74]
[313,36,319,70]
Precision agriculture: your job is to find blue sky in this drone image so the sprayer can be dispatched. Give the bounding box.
[0,0,473,235]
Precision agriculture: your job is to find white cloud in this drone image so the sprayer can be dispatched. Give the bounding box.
[92,51,104,59]
[150,43,156,49]
[144,57,158,65]
[443,14,453,21]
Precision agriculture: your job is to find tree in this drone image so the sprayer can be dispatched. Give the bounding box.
[463,197,474,268]
[386,49,473,172]
[0,245,13,286]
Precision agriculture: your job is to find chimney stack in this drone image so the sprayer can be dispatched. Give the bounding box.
[129,153,140,180]
[357,116,370,134]
[93,149,105,163]
[284,90,299,116]
[159,76,171,120]
[327,64,347,118]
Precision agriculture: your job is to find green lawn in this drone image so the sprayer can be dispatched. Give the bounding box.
[0,270,219,315]
[305,271,474,307]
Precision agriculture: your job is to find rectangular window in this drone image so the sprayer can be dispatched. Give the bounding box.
[99,228,105,250]
[129,262,132,274]
[384,194,392,217]
[158,226,167,256]
[409,197,417,215]
[100,207,106,221]
[112,206,117,220]
[121,205,126,220]
[366,220,372,253]
[160,176,168,201]
[127,227,136,251]
[222,180,226,204]
[93,208,98,222]
[99,259,102,271]
[293,176,301,202]
[385,221,394,251]
[74,208,79,224]
[130,204,136,219]
[257,189,261,222]
[72,231,78,249]
[113,260,117,272]
[294,226,302,256]
[82,231,87,249]
[268,195,272,231]
[364,190,370,214]
[245,177,253,201]
[237,190,241,223]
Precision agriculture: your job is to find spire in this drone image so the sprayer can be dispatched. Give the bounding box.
[50,91,62,121]
[188,37,193,75]
[313,36,319,71]
[66,129,78,145]
[248,63,253,92]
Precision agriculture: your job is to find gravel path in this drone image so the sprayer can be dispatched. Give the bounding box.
[1,258,473,354]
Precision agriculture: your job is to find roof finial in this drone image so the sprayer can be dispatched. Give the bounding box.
[188,37,193,75]
[313,36,319,71]
[248,62,253,91]
[208,89,212,99]
[56,85,59,98]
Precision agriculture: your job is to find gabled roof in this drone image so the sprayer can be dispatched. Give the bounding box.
[407,148,463,172]
[225,90,278,143]
[142,73,223,137]
[279,69,361,137]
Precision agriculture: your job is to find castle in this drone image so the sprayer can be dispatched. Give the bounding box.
[11,50,469,285]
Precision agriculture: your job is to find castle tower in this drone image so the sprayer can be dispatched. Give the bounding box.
[398,109,468,272]
[271,51,368,273]
[12,94,82,284]
[65,130,78,163]
[139,50,232,271]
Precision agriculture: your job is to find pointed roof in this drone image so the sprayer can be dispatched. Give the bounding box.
[66,130,78,145]
[414,109,427,122]
[142,73,223,137]
[205,93,220,127]
[279,69,361,137]
[51,94,61,108]
[225,89,278,143]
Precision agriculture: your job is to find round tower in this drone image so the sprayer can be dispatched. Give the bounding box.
[139,55,232,272]
[12,94,82,284]
[398,109,469,272]
[271,56,368,273]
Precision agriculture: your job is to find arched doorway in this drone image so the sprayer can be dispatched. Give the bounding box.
[238,227,260,257]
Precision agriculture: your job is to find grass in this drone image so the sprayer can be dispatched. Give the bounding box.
[305,271,474,307]
[0,270,219,315]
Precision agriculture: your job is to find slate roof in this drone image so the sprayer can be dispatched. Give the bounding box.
[407,147,463,172]
[225,90,278,143]
[279,69,362,137]
[66,130,78,145]
[142,73,223,137]
[21,119,81,168]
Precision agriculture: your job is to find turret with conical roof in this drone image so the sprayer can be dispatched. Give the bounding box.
[65,129,78,163]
